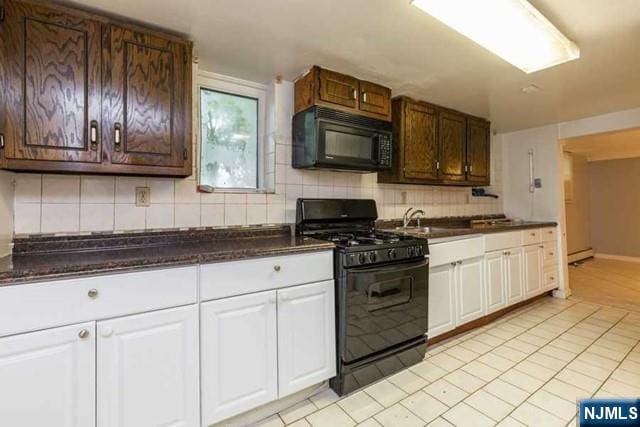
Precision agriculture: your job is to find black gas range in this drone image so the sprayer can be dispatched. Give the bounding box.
[296,199,429,396]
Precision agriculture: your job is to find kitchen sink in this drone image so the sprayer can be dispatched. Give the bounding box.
[394,226,463,234]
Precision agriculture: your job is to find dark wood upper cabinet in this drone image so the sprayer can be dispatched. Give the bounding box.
[359,80,391,118]
[103,25,189,170]
[438,111,467,182]
[0,0,193,176]
[1,0,103,164]
[466,118,491,184]
[295,66,392,121]
[378,96,491,187]
[402,100,438,180]
[317,68,359,109]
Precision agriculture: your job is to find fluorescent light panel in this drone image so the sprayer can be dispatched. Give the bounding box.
[411,0,580,73]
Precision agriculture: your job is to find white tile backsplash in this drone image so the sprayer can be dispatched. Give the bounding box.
[80,176,115,204]
[41,203,79,233]
[42,175,80,204]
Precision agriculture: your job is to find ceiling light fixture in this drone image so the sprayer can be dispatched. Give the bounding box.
[411,0,580,73]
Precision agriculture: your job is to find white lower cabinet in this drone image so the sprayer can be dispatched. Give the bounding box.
[506,248,525,304]
[97,305,199,427]
[428,263,457,337]
[456,257,485,324]
[0,322,96,427]
[277,280,336,397]
[524,244,544,297]
[200,291,278,426]
[201,280,336,425]
[485,251,507,313]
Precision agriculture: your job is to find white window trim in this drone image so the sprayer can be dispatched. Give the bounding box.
[197,70,268,193]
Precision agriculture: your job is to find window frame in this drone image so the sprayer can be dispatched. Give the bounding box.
[197,71,267,193]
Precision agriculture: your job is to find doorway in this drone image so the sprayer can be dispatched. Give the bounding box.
[560,127,640,310]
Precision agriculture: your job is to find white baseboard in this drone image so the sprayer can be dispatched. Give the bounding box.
[594,253,640,263]
[567,249,594,264]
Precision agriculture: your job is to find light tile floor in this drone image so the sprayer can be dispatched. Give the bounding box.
[257,291,640,427]
[569,258,640,312]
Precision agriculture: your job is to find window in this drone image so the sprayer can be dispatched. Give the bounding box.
[198,72,266,191]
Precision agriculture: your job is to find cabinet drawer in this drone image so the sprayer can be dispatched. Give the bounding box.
[543,243,558,266]
[429,237,484,268]
[200,251,334,301]
[484,231,522,252]
[544,268,558,288]
[522,229,542,245]
[0,267,197,337]
[541,227,557,242]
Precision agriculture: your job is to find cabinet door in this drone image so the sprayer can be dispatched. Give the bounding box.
[428,264,457,338]
[278,280,336,397]
[438,111,467,182]
[524,245,543,297]
[485,251,506,313]
[104,25,189,169]
[317,68,359,109]
[456,257,485,324]
[403,101,439,180]
[201,291,278,425]
[466,118,490,184]
[1,0,102,164]
[0,322,95,427]
[97,305,199,427]
[359,80,391,118]
[506,248,525,304]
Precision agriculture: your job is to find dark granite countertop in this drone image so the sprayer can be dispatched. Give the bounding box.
[0,225,334,287]
[376,217,558,240]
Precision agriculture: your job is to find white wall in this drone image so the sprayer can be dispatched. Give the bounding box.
[0,171,14,257]
[501,124,561,222]
[12,77,503,235]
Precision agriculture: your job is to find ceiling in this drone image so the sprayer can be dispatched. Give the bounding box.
[564,127,640,162]
[72,0,640,132]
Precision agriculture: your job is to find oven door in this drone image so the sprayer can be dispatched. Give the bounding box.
[340,258,429,364]
[317,121,381,170]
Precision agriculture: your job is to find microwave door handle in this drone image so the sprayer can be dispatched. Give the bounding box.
[350,258,429,275]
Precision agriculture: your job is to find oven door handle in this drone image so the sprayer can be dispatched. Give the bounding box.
[348,258,429,275]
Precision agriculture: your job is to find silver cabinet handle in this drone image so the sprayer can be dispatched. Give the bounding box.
[78,329,90,339]
[451,262,457,266]
[88,289,99,299]
[352,88,357,100]
[457,260,462,265]
[273,265,281,272]
[114,123,122,152]
[89,120,98,151]
[363,92,368,103]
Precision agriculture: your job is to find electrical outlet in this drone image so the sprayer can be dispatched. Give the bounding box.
[400,191,408,204]
[135,187,150,207]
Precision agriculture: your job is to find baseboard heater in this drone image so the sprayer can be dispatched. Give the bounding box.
[568,248,594,263]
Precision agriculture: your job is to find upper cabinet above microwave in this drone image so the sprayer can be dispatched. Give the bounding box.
[294,66,392,122]
[378,96,491,187]
[0,0,193,177]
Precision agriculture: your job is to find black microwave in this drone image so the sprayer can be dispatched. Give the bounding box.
[292,107,392,172]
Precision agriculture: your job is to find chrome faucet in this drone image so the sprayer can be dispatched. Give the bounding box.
[402,207,425,228]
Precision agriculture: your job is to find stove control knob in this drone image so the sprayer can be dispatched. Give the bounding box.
[369,252,378,263]
[358,253,367,264]
[407,246,415,257]
[415,246,423,256]
[387,249,397,260]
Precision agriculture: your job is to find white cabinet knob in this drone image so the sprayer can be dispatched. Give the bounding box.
[101,326,114,338]
[78,329,90,339]
[87,288,99,299]
[273,265,281,272]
